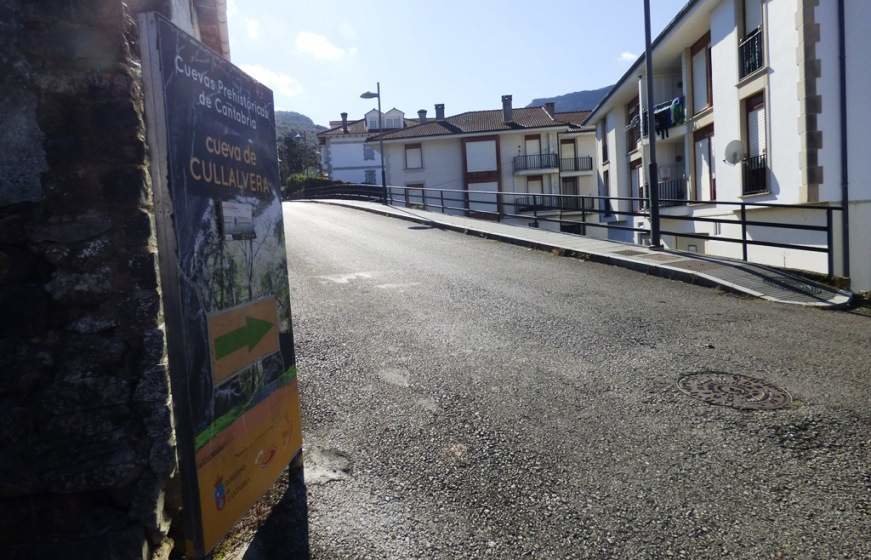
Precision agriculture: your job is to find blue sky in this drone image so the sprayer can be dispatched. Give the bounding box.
[227,0,688,127]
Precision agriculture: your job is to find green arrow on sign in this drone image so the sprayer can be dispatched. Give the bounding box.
[214,316,274,360]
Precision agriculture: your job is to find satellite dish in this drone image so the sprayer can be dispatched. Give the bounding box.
[723,140,744,165]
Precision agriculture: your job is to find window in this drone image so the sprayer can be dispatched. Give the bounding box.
[743,92,767,194]
[743,0,763,36]
[601,169,612,216]
[626,97,640,152]
[601,125,609,163]
[363,145,375,161]
[630,159,643,210]
[693,125,716,201]
[464,140,497,172]
[368,118,378,130]
[405,144,423,169]
[364,169,376,184]
[405,183,424,207]
[691,33,712,114]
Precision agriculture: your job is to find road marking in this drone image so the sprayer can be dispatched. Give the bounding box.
[316,271,374,284]
[378,367,410,388]
[374,282,420,290]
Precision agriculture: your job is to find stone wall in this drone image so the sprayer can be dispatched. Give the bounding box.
[0,1,176,558]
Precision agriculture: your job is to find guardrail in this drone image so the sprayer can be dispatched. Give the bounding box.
[288,183,843,279]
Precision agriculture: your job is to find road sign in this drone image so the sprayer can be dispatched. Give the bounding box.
[139,13,303,557]
[208,297,280,385]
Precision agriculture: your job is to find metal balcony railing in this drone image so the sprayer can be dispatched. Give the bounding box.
[639,177,688,210]
[514,194,593,212]
[513,153,559,172]
[742,153,767,195]
[559,156,593,172]
[739,27,764,79]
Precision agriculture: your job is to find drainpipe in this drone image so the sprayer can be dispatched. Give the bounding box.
[837,0,850,279]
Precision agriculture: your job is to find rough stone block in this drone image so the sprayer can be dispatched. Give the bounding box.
[29,213,112,243]
[44,266,113,303]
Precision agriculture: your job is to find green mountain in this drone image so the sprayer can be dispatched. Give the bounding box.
[275,111,326,144]
[527,86,613,112]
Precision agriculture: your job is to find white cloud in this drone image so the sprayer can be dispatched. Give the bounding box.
[245,18,261,40]
[619,51,638,62]
[338,21,358,41]
[240,64,303,98]
[295,31,351,62]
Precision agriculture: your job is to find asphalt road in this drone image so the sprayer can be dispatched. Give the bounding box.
[283,202,871,560]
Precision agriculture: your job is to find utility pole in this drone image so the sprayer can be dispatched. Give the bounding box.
[644,0,662,247]
[361,82,388,204]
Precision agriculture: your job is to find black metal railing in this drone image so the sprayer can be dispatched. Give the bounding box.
[513,153,559,172]
[560,156,593,172]
[742,154,767,195]
[289,183,844,279]
[641,178,688,209]
[739,27,764,78]
[659,178,688,208]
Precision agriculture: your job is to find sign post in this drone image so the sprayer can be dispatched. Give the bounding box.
[138,14,303,557]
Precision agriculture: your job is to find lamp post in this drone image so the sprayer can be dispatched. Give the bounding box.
[643,0,662,247]
[361,82,387,204]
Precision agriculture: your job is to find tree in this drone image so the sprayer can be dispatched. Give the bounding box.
[278,131,319,183]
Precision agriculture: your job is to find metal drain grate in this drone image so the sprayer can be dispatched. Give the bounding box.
[611,249,647,257]
[677,372,792,411]
[638,253,681,262]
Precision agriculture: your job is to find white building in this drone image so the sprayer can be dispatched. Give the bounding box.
[583,0,871,292]
[318,108,418,184]
[370,97,598,233]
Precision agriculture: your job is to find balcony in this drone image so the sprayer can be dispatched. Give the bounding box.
[513,153,559,173]
[513,194,594,213]
[559,156,593,173]
[739,28,764,79]
[742,154,767,195]
[641,96,686,140]
[639,175,688,210]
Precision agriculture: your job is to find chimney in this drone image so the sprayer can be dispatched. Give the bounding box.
[502,95,513,123]
[340,112,348,133]
[417,109,427,122]
[435,103,445,120]
[544,102,556,116]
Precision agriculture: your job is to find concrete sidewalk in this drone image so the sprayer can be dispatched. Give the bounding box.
[298,199,853,308]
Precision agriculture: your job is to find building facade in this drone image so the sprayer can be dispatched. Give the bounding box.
[583,0,871,292]
[370,97,598,231]
[318,108,418,184]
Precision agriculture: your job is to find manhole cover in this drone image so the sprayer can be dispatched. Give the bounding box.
[612,249,647,257]
[677,372,792,410]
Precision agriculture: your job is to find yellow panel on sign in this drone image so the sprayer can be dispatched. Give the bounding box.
[196,377,302,551]
[208,297,280,385]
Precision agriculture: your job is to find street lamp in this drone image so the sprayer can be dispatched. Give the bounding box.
[361,82,388,203]
[643,0,662,247]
